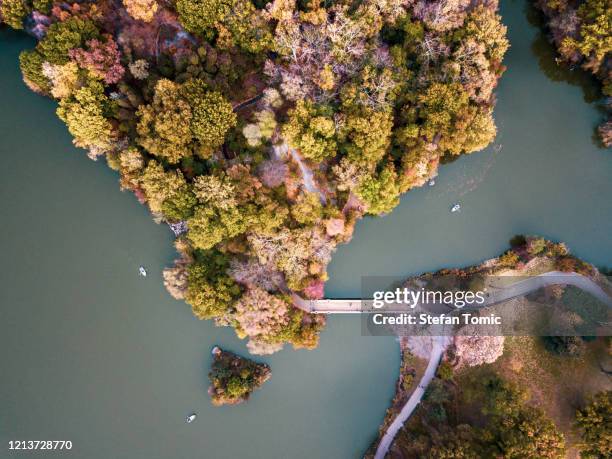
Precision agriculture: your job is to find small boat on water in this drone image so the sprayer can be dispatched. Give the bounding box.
[186,413,197,424]
[428,179,435,187]
[450,203,461,213]
[138,266,147,277]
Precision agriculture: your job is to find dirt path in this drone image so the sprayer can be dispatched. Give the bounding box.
[272,143,326,202]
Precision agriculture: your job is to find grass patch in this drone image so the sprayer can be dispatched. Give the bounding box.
[487,335,611,450]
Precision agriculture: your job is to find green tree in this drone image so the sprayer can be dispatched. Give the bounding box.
[162,185,197,222]
[186,171,251,249]
[480,376,565,458]
[576,390,612,458]
[464,5,509,63]
[1,0,29,29]
[437,361,454,380]
[282,100,337,163]
[36,17,99,64]
[208,348,271,404]
[182,79,236,157]
[226,376,250,397]
[417,82,470,154]
[563,0,612,72]
[136,79,194,163]
[187,205,246,250]
[19,50,50,93]
[176,0,234,36]
[185,251,241,319]
[452,106,497,154]
[356,164,400,215]
[32,0,52,13]
[193,174,237,209]
[499,250,520,267]
[291,192,323,225]
[20,17,99,94]
[139,161,189,214]
[338,107,393,165]
[118,147,145,190]
[136,79,236,162]
[216,0,273,53]
[56,81,117,152]
[491,407,565,458]
[429,427,480,458]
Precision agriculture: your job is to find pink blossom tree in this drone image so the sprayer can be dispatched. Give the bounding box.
[70,37,125,84]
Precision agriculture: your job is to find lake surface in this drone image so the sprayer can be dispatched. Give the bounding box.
[0,25,398,459]
[0,0,610,458]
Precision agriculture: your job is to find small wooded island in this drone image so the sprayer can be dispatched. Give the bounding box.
[208,347,271,406]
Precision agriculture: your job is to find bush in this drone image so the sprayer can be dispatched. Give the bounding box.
[543,336,585,357]
[499,250,520,268]
[437,361,454,380]
[402,373,414,391]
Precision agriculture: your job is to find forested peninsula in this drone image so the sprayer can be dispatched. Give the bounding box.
[368,237,612,458]
[0,0,508,354]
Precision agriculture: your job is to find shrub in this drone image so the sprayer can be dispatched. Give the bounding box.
[437,361,454,380]
[543,336,585,357]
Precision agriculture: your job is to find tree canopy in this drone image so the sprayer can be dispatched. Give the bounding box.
[4,0,509,355]
[576,390,612,458]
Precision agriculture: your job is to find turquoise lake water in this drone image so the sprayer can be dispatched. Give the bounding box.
[0,0,610,457]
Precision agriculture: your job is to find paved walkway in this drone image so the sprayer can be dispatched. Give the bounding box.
[292,272,611,457]
[293,271,612,313]
[365,271,611,458]
[374,336,447,459]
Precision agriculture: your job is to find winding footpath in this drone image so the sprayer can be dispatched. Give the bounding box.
[369,271,611,458]
[482,271,611,308]
[374,336,447,459]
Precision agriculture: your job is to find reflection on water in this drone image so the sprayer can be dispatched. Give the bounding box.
[524,1,603,106]
[526,1,608,150]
